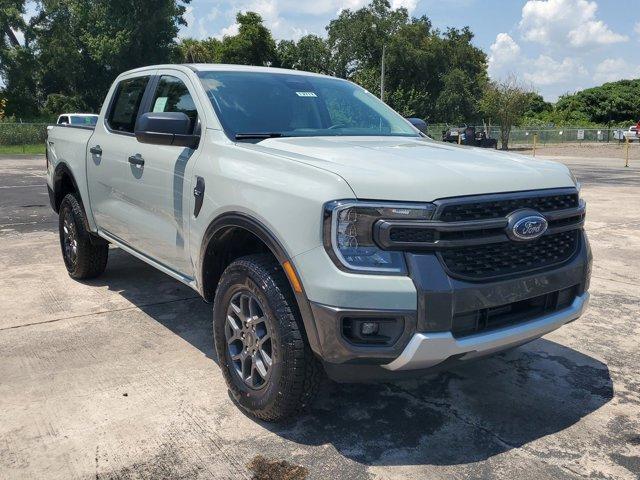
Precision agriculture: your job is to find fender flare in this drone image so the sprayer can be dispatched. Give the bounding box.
[199,212,290,273]
[199,212,324,357]
[51,162,81,213]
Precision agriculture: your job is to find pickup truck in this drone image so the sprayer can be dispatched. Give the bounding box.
[46,64,591,421]
[613,125,640,142]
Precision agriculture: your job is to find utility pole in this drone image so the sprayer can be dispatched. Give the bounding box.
[380,44,386,102]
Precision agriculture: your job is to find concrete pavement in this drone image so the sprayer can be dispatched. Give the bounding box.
[0,155,638,479]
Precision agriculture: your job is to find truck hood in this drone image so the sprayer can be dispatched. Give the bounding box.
[244,136,576,201]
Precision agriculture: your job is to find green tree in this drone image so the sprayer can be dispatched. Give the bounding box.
[480,75,533,150]
[0,0,41,117]
[220,12,276,66]
[435,68,477,123]
[326,0,408,79]
[276,35,330,73]
[275,39,298,69]
[1,0,190,116]
[176,37,222,63]
[0,0,25,47]
[326,2,487,122]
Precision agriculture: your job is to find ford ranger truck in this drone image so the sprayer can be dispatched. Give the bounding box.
[46,64,591,421]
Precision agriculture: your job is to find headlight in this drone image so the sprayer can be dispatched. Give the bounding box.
[323,201,436,274]
[568,169,581,192]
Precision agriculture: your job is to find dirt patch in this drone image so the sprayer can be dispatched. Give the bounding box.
[248,455,308,480]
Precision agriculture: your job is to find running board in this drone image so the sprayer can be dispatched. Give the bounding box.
[98,229,198,291]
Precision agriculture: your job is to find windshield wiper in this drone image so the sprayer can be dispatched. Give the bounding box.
[234,132,286,140]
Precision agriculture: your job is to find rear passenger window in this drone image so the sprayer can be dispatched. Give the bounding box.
[107,76,150,133]
[150,76,198,133]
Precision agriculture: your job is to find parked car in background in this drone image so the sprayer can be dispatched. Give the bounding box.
[46,64,591,421]
[442,125,498,148]
[613,125,639,142]
[48,113,99,130]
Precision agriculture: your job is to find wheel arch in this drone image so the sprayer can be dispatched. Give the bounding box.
[199,212,323,357]
[52,162,81,213]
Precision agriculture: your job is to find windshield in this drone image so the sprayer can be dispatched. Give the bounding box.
[198,71,418,139]
[70,115,98,126]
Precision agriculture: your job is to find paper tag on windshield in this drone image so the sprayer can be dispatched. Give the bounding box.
[296,91,317,97]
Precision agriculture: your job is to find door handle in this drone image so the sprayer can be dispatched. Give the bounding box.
[128,155,145,167]
[89,145,102,155]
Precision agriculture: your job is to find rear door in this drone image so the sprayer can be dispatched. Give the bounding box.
[87,72,155,248]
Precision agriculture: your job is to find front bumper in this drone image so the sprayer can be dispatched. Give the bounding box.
[301,230,591,378]
[384,292,588,371]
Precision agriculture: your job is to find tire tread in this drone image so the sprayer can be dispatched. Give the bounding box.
[214,253,321,421]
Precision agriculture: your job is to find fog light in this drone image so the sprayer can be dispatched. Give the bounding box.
[361,322,379,335]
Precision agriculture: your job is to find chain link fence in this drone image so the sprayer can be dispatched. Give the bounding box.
[0,122,636,153]
[427,124,635,147]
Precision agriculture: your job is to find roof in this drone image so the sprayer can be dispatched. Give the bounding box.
[116,63,335,80]
[185,63,332,78]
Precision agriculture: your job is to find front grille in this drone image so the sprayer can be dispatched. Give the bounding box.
[440,230,579,280]
[452,285,578,338]
[389,227,435,243]
[438,192,578,222]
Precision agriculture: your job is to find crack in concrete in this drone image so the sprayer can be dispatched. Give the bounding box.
[0,295,201,332]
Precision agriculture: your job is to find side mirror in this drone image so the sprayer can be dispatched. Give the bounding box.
[135,112,200,148]
[405,117,428,134]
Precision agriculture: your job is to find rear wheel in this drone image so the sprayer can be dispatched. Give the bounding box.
[213,254,321,422]
[58,193,108,279]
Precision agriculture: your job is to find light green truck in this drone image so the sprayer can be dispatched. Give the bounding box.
[46,64,591,421]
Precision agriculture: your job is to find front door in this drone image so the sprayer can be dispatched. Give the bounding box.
[123,71,203,275]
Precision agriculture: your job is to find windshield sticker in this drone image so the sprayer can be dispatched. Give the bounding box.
[295,91,317,97]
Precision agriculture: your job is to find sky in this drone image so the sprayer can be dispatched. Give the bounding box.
[179,0,640,101]
[7,0,640,101]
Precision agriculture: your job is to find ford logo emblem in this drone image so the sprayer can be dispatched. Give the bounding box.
[506,211,548,241]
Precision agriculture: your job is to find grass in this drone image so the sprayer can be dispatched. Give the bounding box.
[0,144,46,154]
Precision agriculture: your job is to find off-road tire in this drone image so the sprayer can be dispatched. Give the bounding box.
[58,193,108,279]
[213,254,321,422]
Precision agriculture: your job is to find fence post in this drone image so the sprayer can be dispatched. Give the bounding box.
[457,133,461,145]
[625,137,630,168]
[533,133,538,157]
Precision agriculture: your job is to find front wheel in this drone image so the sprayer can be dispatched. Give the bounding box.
[213,254,321,421]
[58,193,108,279]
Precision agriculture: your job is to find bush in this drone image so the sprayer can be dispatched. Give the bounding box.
[0,122,49,146]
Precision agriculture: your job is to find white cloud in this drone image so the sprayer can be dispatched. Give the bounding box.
[593,58,640,83]
[391,0,419,11]
[183,0,419,41]
[218,23,240,38]
[522,55,587,86]
[635,21,640,36]
[519,0,628,47]
[488,33,521,69]
[567,19,628,47]
[180,5,221,39]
